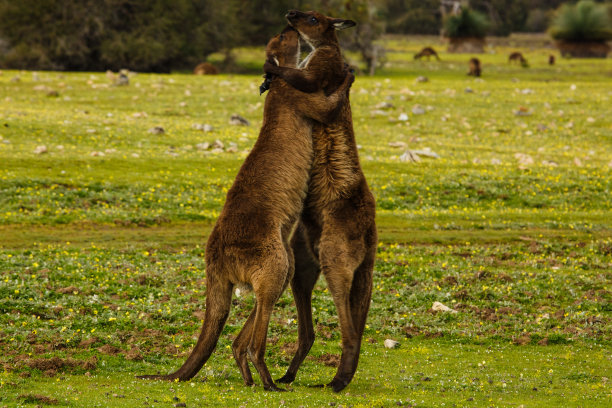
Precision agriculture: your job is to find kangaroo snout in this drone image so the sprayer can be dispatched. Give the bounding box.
[286,9,305,23]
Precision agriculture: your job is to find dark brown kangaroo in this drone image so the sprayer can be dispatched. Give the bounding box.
[468,57,481,77]
[137,26,354,391]
[414,46,440,61]
[264,10,377,393]
[508,52,528,67]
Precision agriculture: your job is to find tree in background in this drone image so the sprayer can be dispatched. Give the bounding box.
[444,6,489,52]
[385,0,442,35]
[549,0,612,57]
[0,0,247,72]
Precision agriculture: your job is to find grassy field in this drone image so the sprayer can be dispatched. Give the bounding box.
[0,35,611,407]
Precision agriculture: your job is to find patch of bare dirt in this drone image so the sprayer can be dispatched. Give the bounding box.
[280,342,297,355]
[79,337,100,349]
[24,356,97,376]
[513,335,531,345]
[97,344,121,355]
[18,394,58,405]
[56,286,79,294]
[313,353,339,367]
[125,347,143,361]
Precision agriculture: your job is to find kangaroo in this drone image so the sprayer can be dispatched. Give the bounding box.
[264,10,377,392]
[468,57,481,77]
[137,26,354,391]
[193,62,218,75]
[414,46,440,61]
[508,52,528,67]
[549,54,555,65]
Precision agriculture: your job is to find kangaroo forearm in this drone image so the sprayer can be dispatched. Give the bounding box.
[269,66,320,93]
[294,72,353,123]
[292,92,344,124]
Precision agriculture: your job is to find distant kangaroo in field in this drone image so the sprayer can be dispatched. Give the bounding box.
[468,57,481,77]
[549,54,555,65]
[264,10,377,393]
[193,62,218,75]
[137,26,354,391]
[414,46,440,61]
[508,52,528,67]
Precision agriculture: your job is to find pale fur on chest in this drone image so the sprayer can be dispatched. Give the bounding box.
[307,125,360,207]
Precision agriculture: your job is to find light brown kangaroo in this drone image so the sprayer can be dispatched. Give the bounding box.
[264,10,377,393]
[137,26,354,391]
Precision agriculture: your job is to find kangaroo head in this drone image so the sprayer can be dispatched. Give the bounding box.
[285,10,355,49]
[265,25,300,68]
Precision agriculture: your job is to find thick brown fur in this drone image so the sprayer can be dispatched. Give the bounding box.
[468,57,481,77]
[137,26,354,391]
[193,62,218,75]
[414,46,440,61]
[264,10,377,393]
[508,52,529,67]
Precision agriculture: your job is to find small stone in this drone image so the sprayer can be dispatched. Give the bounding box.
[212,140,224,149]
[388,141,407,149]
[370,109,389,116]
[195,142,210,151]
[229,114,250,126]
[90,151,105,157]
[411,105,425,115]
[411,147,439,159]
[375,101,394,110]
[148,126,165,135]
[464,87,473,93]
[399,150,420,162]
[384,339,399,349]
[431,301,457,314]
[514,106,532,116]
[34,145,48,154]
[490,158,502,165]
[398,113,409,121]
[514,153,534,169]
[415,76,429,83]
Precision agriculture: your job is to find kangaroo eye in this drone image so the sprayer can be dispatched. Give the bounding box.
[309,16,318,24]
[279,34,284,41]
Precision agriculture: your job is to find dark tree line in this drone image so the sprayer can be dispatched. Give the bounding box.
[0,0,610,72]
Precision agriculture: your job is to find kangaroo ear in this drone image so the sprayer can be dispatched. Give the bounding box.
[330,18,356,30]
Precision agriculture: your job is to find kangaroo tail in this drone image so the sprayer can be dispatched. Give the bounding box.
[137,274,233,381]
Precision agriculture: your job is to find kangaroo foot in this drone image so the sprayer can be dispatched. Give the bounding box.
[327,377,350,393]
[264,383,287,392]
[276,373,295,384]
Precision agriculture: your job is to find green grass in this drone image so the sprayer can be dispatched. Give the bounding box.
[0,35,611,407]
